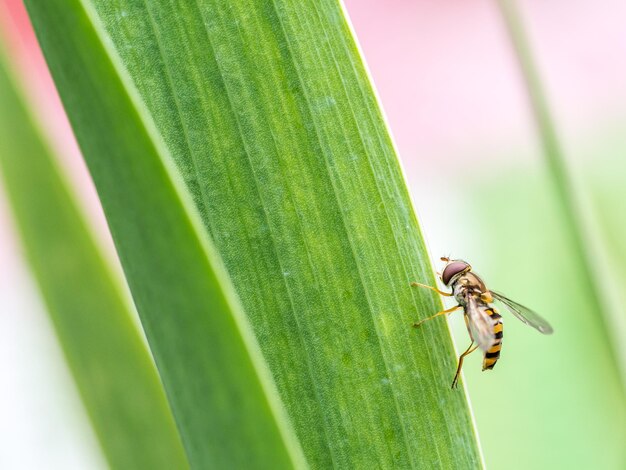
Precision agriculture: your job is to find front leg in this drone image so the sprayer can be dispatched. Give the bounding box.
[410,282,453,297]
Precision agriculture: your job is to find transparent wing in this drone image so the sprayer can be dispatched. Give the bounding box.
[491,291,553,334]
[465,297,496,352]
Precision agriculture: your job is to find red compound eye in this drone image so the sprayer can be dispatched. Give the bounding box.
[441,261,470,285]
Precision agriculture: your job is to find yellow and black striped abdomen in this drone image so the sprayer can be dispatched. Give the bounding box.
[482,307,503,371]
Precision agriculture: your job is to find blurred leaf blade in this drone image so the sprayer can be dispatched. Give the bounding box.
[496,0,626,382]
[0,45,188,470]
[22,1,305,468]
[473,1,626,464]
[25,0,484,467]
[458,170,626,470]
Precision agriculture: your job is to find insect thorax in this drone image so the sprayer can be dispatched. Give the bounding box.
[451,272,488,306]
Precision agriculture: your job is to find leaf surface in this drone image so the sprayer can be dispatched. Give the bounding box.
[24,0,483,467]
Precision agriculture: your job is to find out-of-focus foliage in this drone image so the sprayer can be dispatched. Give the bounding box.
[22,1,305,468]
[436,166,626,470]
[475,173,624,469]
[0,47,188,470]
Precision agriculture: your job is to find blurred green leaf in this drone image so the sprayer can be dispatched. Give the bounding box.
[0,47,188,469]
[578,127,626,370]
[22,1,305,468]
[451,3,626,468]
[496,0,625,380]
[448,169,626,470]
[24,0,484,467]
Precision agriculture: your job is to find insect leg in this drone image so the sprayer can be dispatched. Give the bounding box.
[410,282,453,297]
[413,304,461,328]
[451,342,479,389]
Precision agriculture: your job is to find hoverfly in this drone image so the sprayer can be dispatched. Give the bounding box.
[411,257,553,388]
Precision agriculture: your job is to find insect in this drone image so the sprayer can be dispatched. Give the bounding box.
[411,257,553,388]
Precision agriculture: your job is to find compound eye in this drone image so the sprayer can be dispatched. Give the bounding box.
[441,261,469,285]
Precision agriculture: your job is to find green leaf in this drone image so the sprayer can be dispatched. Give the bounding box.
[470,2,626,466]
[458,171,626,470]
[0,47,188,469]
[25,0,483,468]
[22,1,304,469]
[496,0,625,381]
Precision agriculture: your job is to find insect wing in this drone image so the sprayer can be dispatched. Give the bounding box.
[465,297,496,352]
[491,291,553,334]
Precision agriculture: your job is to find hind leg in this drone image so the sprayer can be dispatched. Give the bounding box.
[451,342,479,389]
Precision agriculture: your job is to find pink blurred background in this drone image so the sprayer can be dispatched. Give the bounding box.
[346,0,626,166]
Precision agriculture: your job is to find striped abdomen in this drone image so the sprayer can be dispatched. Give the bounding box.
[482,307,503,371]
